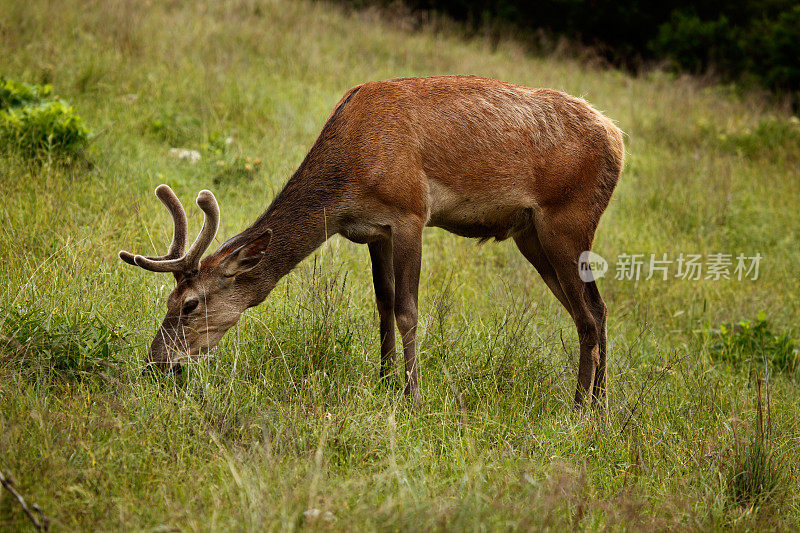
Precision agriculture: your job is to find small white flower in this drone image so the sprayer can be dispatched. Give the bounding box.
[303,509,336,523]
[168,148,201,163]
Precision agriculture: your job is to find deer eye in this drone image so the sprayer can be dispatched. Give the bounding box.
[182,299,199,315]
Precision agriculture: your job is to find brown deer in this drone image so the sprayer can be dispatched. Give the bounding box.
[120,75,624,407]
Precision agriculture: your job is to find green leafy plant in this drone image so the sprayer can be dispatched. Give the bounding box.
[0,305,128,378]
[705,311,798,378]
[0,77,52,109]
[1,100,91,158]
[0,77,91,159]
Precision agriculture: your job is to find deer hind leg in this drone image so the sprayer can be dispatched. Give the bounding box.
[368,238,397,383]
[532,210,602,408]
[584,280,608,408]
[513,226,571,312]
[390,217,424,404]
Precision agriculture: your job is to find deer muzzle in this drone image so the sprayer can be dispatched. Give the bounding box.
[145,318,190,372]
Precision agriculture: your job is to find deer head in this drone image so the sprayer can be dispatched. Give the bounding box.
[120,185,272,371]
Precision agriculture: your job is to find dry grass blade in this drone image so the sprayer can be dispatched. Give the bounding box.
[0,468,50,531]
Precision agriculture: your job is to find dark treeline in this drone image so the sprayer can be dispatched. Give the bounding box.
[341,1,800,99]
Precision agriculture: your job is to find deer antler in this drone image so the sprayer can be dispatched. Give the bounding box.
[119,185,188,266]
[119,185,220,273]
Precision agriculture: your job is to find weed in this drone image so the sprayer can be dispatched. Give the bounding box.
[705,312,798,379]
[201,131,263,184]
[200,131,232,156]
[426,271,456,362]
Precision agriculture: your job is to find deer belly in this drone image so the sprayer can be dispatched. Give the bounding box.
[426,181,534,241]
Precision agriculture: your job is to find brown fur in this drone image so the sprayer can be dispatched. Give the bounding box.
[126,75,624,408]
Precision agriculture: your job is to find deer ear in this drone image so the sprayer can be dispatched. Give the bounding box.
[219,229,272,277]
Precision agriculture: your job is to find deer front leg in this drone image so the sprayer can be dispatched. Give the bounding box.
[368,238,396,383]
[391,218,423,405]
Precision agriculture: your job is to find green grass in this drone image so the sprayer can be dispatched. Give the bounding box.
[1,0,799,530]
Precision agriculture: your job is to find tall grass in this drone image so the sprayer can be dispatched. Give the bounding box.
[0,0,798,530]
[726,378,787,511]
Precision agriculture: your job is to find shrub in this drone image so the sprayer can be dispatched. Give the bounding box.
[653,5,800,97]
[342,1,800,100]
[650,13,744,75]
[0,305,128,378]
[0,77,91,160]
[747,5,800,92]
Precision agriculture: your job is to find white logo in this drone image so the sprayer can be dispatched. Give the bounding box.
[578,251,608,282]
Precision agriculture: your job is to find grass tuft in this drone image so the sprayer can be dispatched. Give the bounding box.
[0,305,127,379]
[725,379,788,512]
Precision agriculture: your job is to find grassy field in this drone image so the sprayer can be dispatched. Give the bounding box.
[1,0,799,530]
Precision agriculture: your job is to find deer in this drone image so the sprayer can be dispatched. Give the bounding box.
[120,75,624,407]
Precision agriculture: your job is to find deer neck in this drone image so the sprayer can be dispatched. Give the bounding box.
[231,159,346,306]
